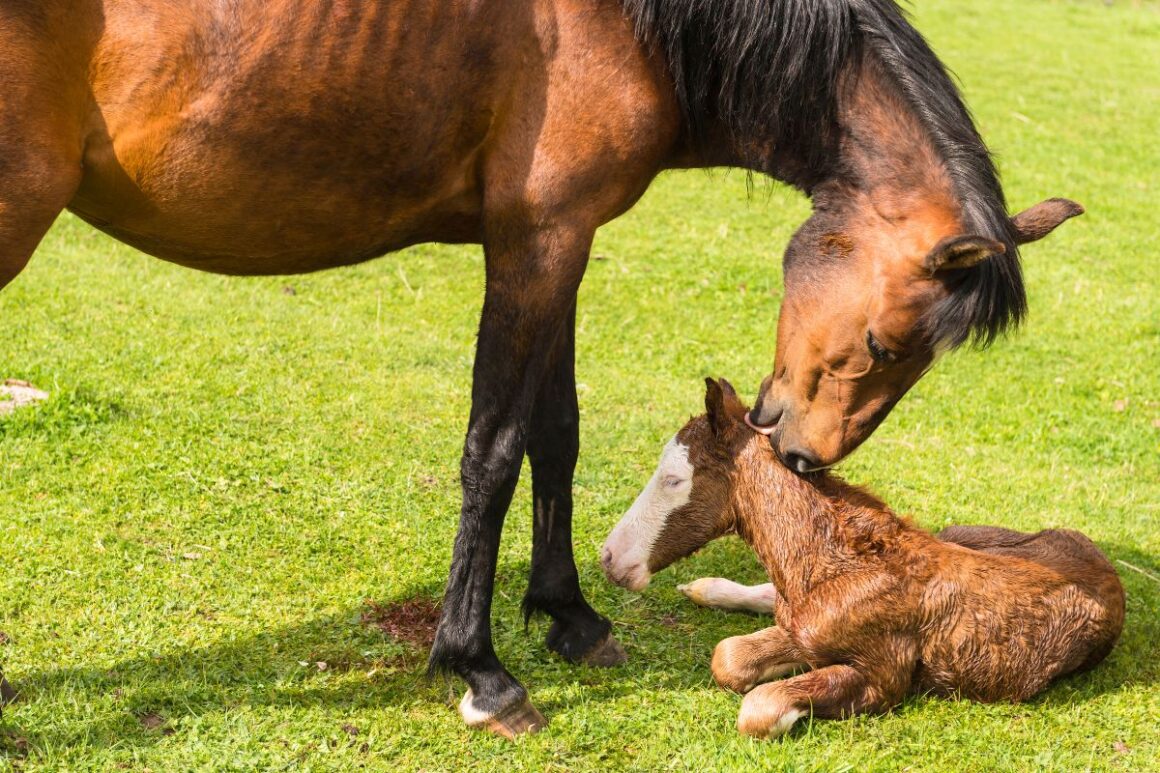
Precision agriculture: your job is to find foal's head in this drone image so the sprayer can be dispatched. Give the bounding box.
[602,378,759,590]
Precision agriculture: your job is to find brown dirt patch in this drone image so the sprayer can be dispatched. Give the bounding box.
[360,597,441,649]
[136,711,175,735]
[0,380,48,416]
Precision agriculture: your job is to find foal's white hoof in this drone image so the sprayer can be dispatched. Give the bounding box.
[679,578,776,614]
[459,689,547,739]
[737,683,804,739]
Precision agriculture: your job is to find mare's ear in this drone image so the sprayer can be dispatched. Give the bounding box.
[705,377,747,437]
[1011,198,1084,244]
[924,234,1006,274]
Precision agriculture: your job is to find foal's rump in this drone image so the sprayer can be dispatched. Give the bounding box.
[937,524,1125,674]
[936,526,1116,583]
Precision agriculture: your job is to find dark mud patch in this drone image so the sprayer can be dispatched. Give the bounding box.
[360,597,441,650]
[135,711,175,736]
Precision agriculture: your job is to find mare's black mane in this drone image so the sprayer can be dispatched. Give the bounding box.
[623,0,1024,347]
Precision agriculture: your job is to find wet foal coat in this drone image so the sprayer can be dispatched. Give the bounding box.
[604,380,1124,737]
[0,0,1083,733]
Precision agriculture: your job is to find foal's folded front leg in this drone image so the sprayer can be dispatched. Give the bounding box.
[711,625,807,694]
[736,659,910,739]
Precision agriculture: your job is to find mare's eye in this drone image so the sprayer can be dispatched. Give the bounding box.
[866,331,895,363]
[662,475,685,489]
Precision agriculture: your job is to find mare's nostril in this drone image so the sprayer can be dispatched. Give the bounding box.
[600,546,613,571]
[748,406,782,428]
[783,450,819,474]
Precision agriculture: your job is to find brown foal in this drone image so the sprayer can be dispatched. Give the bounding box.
[603,379,1124,738]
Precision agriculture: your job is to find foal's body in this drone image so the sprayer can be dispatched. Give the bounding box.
[603,381,1124,737]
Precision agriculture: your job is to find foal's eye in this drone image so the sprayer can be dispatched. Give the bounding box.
[662,475,685,489]
[866,331,895,363]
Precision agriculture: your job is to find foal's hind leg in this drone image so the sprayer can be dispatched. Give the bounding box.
[711,625,807,694]
[522,303,625,666]
[679,578,778,614]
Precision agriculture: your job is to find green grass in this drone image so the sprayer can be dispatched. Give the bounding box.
[2,0,1158,770]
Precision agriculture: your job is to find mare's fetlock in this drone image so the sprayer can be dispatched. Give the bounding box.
[545,613,624,666]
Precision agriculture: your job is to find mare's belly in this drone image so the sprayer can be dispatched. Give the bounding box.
[66,0,506,273]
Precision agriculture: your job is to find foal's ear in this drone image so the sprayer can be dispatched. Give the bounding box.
[705,378,727,435]
[704,377,746,436]
[1011,198,1084,244]
[924,234,1006,274]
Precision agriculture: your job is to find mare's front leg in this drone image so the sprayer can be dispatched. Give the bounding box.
[522,304,625,666]
[427,224,592,738]
[711,625,806,694]
[0,673,15,709]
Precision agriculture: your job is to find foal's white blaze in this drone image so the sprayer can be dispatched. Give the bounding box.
[601,437,692,591]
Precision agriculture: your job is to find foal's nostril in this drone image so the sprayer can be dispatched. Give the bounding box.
[600,546,613,571]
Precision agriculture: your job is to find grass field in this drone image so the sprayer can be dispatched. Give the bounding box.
[2,0,1158,770]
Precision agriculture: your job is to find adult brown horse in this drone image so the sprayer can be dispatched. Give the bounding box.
[0,0,1080,736]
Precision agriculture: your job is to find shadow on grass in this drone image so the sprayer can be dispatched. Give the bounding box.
[0,569,719,759]
[1,541,1156,759]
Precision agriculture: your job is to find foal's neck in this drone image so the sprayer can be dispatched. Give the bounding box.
[730,438,891,604]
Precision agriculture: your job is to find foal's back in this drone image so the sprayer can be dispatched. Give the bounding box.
[916,525,1124,701]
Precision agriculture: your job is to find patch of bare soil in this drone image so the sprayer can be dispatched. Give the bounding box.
[0,380,48,415]
[135,711,175,735]
[360,597,441,649]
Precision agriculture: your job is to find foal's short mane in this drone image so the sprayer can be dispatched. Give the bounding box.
[623,0,1024,348]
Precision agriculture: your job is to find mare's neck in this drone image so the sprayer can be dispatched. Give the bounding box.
[684,52,961,215]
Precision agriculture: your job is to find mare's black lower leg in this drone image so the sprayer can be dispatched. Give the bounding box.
[427,227,591,737]
[522,305,623,665]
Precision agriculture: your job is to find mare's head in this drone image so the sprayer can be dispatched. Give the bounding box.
[626,0,1085,472]
[602,378,756,590]
[748,191,1083,473]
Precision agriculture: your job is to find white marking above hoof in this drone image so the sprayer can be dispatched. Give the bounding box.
[459,689,547,739]
[738,685,806,739]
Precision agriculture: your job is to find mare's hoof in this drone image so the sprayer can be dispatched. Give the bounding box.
[0,675,16,706]
[459,689,547,739]
[578,633,628,667]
